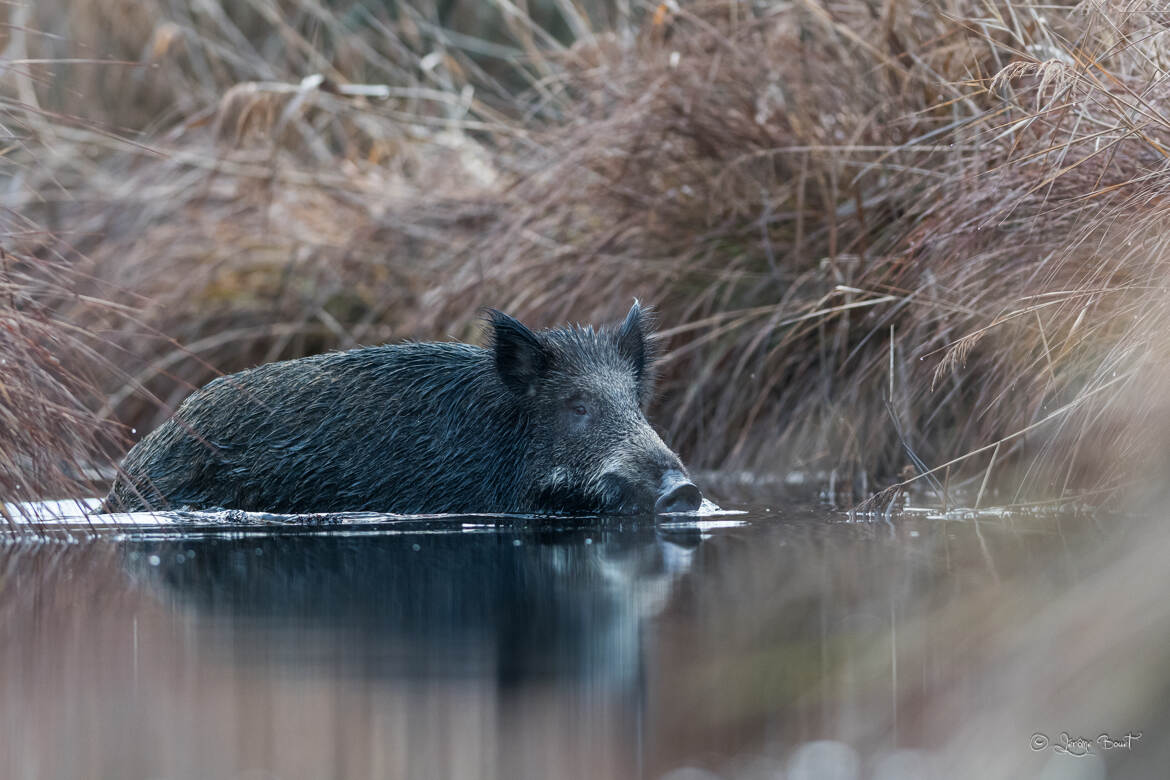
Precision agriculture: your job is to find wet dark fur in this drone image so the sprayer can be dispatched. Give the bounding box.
[105,303,694,515]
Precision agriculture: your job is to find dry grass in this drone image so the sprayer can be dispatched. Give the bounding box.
[0,246,129,524]
[6,0,1170,508]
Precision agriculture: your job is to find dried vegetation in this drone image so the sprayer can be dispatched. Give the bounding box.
[5,0,1170,509]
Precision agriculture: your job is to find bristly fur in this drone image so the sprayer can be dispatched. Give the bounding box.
[105,303,695,516]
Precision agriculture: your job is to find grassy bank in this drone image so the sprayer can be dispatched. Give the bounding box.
[4,0,1170,508]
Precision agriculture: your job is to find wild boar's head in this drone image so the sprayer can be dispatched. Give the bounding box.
[489,301,702,516]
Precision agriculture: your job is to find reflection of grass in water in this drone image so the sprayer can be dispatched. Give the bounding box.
[686,637,865,720]
[647,513,1170,777]
[5,2,1170,509]
[1,508,1166,776]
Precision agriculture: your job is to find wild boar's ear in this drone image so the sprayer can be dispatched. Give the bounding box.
[616,300,659,406]
[489,309,548,397]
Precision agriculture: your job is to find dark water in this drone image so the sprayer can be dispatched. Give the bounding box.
[1,501,1168,780]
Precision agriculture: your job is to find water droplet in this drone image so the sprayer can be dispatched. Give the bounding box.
[411,543,420,551]
[512,539,522,547]
[584,538,593,545]
[131,428,137,434]
[148,554,161,566]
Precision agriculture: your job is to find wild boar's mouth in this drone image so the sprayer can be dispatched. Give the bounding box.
[531,468,654,516]
[592,472,655,515]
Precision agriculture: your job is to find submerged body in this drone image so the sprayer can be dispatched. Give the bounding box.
[105,304,701,516]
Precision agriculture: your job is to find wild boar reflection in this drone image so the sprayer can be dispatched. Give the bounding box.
[128,524,702,684]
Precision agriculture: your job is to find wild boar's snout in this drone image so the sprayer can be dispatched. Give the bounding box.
[655,469,702,514]
[595,423,702,515]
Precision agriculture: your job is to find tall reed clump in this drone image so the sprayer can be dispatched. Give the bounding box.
[419,2,1170,503]
[0,248,130,520]
[12,0,530,440]
[0,5,147,518]
[9,0,1170,506]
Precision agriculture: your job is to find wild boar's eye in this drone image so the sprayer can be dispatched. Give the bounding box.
[563,399,591,425]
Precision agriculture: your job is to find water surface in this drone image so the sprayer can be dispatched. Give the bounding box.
[1,500,1166,779]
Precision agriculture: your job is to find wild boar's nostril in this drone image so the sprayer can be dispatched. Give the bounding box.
[655,470,702,514]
